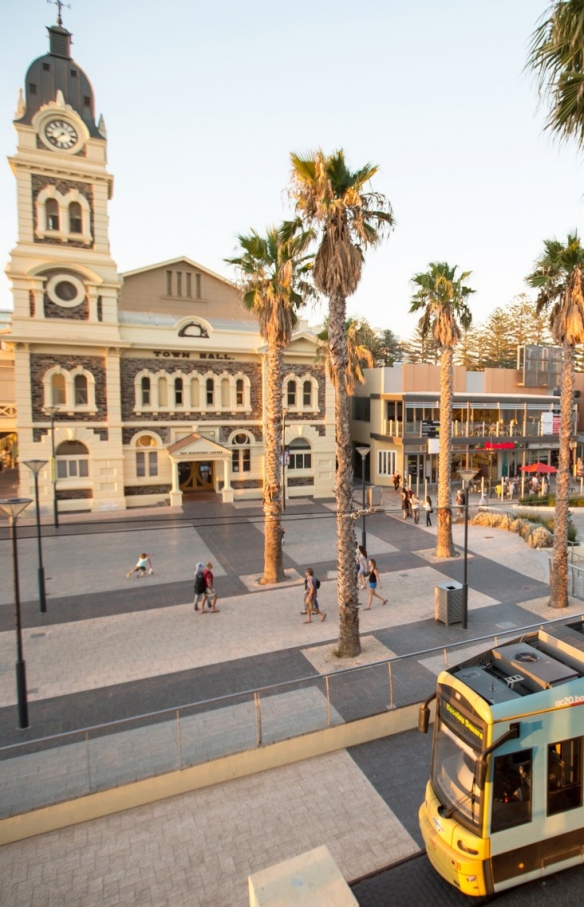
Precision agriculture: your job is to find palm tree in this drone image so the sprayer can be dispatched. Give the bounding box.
[290,150,394,657]
[528,0,584,148]
[226,220,314,585]
[317,317,375,394]
[409,263,474,558]
[526,232,584,608]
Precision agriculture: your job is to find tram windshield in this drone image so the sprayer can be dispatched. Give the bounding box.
[432,695,486,834]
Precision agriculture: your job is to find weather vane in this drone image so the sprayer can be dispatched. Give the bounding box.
[47,0,72,27]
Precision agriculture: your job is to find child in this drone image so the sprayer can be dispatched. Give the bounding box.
[127,553,153,578]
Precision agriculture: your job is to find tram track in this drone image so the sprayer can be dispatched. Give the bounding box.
[351,849,498,906]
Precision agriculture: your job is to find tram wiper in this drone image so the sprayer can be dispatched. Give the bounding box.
[443,790,471,819]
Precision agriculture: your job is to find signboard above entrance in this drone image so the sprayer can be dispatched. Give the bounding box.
[422,420,440,438]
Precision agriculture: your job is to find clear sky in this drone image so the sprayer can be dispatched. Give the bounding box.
[1,0,584,338]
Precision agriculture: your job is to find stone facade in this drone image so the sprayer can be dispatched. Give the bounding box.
[32,174,94,249]
[30,353,107,421]
[123,484,171,496]
[56,488,93,500]
[119,357,263,422]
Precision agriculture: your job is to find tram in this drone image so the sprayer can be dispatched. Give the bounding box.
[418,621,584,897]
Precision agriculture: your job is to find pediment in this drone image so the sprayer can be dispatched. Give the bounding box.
[166,432,230,458]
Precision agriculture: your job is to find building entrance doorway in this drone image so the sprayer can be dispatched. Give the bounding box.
[179,460,214,491]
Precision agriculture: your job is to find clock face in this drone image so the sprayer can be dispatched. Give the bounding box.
[44,119,78,150]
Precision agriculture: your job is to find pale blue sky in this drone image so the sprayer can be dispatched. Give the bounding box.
[1,0,584,338]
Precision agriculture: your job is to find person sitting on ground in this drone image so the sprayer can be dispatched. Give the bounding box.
[127,553,153,578]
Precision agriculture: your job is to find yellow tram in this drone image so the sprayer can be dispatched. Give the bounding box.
[418,622,584,896]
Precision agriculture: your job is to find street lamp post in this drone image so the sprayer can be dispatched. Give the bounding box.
[44,406,59,529]
[356,446,370,550]
[281,409,288,512]
[0,497,32,729]
[458,468,478,632]
[22,460,48,613]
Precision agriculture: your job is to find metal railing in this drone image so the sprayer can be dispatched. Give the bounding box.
[382,418,572,440]
[1,612,583,820]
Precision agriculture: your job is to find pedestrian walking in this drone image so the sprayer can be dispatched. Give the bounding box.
[193,561,207,610]
[200,562,219,612]
[393,472,401,493]
[356,545,369,588]
[401,488,410,519]
[424,496,433,527]
[126,552,153,578]
[365,559,387,609]
[303,567,326,623]
[411,494,420,524]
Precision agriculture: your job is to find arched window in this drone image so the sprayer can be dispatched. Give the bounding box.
[136,435,158,478]
[288,438,311,470]
[287,379,297,407]
[74,373,88,405]
[158,376,168,408]
[69,201,82,233]
[236,378,244,406]
[174,377,183,406]
[206,378,214,406]
[221,377,230,408]
[190,376,200,408]
[303,380,312,408]
[231,432,251,474]
[56,440,89,479]
[51,373,66,405]
[46,198,59,231]
[141,376,151,406]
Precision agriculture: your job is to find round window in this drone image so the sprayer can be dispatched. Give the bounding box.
[46,274,85,308]
[54,280,78,302]
[233,433,249,446]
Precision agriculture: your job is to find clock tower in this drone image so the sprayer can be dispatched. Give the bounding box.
[6,17,126,512]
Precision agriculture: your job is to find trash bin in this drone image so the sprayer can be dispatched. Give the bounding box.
[435,581,464,626]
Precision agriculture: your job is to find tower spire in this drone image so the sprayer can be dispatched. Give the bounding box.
[46,0,71,28]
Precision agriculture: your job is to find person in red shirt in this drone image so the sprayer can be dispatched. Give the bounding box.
[201,562,219,613]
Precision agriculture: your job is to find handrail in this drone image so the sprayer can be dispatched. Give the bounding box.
[1,610,582,757]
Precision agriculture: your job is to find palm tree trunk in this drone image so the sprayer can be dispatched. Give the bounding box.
[549,342,573,608]
[436,344,455,557]
[260,339,285,584]
[329,293,360,657]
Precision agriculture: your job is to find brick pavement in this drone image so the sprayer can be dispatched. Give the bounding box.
[0,493,583,905]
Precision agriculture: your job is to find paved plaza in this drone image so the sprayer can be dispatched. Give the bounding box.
[0,478,584,906]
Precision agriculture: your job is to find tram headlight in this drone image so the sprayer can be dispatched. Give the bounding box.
[457,840,480,855]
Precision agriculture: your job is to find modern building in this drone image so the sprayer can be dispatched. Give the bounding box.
[3,19,335,513]
[350,357,584,492]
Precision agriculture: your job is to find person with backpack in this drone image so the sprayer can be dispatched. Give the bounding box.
[193,561,207,611]
[303,567,326,623]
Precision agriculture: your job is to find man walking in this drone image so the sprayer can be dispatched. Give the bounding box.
[303,568,326,623]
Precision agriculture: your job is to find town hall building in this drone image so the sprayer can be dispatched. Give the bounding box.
[5,19,335,513]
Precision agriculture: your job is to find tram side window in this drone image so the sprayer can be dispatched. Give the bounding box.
[548,737,583,817]
[491,750,532,833]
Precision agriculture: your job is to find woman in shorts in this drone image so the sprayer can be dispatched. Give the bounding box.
[365,558,387,609]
